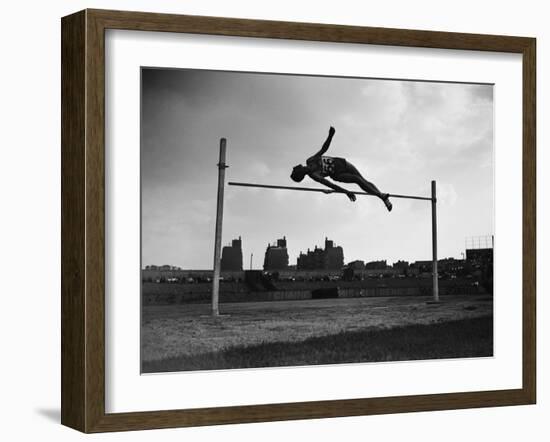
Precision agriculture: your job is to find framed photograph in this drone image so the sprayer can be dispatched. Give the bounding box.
[61,9,536,433]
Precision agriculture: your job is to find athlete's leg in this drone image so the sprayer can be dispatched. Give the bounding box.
[334,173,386,200]
[333,161,392,211]
[334,162,386,198]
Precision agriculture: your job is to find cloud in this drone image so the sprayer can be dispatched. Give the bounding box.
[437,182,458,206]
[141,69,494,267]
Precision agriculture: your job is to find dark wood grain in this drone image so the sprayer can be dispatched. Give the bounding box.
[61,10,86,431]
[85,10,107,432]
[89,389,531,433]
[61,9,537,433]
[90,8,533,52]
[522,38,536,403]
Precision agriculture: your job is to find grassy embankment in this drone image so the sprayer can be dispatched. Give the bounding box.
[143,315,493,373]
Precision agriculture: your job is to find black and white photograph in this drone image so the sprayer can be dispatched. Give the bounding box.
[2,0,544,438]
[140,67,494,374]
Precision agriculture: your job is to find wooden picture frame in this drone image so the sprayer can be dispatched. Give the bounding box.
[61,8,536,433]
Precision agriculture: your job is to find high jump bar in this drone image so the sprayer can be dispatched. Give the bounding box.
[212,139,438,316]
[228,181,433,201]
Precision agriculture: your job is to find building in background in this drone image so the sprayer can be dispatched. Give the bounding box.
[438,257,465,275]
[365,260,388,270]
[465,248,493,280]
[144,264,181,271]
[392,260,409,276]
[347,260,365,270]
[409,260,432,277]
[465,235,493,276]
[221,237,243,271]
[297,237,344,270]
[263,237,289,271]
[465,249,493,267]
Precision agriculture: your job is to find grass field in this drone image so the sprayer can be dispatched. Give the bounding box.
[141,295,493,373]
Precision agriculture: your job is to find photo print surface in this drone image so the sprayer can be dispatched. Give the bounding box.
[140,68,494,374]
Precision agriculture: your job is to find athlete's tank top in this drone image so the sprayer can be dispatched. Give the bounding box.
[307,156,346,177]
[319,156,336,176]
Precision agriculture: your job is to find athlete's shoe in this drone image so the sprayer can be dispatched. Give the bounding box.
[384,197,393,212]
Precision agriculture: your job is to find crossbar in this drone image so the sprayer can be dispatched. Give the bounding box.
[228,181,433,201]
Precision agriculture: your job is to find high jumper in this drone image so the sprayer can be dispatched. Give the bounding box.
[290,126,393,211]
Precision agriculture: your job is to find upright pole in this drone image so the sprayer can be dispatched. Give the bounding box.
[431,180,439,302]
[212,138,227,316]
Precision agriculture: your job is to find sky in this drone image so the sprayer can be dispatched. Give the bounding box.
[141,68,494,269]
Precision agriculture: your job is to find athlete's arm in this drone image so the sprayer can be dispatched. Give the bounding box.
[310,126,335,159]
